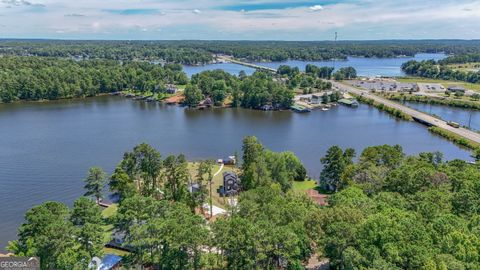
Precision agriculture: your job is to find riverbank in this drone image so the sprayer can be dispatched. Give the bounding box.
[380,93,480,110]
[429,126,480,151]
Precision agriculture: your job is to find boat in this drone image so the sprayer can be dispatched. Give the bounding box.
[321,107,329,111]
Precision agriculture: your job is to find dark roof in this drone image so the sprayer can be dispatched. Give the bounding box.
[448,86,466,91]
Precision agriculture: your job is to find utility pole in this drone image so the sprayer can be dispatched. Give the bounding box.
[468,111,473,129]
[333,32,338,70]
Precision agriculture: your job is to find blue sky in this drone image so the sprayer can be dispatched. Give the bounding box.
[0,0,479,40]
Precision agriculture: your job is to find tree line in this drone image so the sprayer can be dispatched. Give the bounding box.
[0,40,213,64]
[0,56,188,102]
[193,40,480,62]
[439,53,480,65]
[3,40,480,63]
[402,59,480,84]
[8,137,480,269]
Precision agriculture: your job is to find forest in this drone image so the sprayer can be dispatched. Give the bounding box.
[440,53,480,65]
[184,70,295,109]
[0,56,188,102]
[2,39,480,62]
[401,59,480,84]
[8,137,480,269]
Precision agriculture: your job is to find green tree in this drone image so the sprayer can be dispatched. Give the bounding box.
[163,154,189,202]
[84,166,107,203]
[70,197,103,226]
[184,84,203,107]
[120,143,162,197]
[320,146,355,192]
[241,136,264,170]
[8,202,76,269]
[126,201,208,270]
[473,148,480,162]
[109,166,136,201]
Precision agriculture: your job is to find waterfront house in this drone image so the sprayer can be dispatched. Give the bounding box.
[311,94,322,104]
[166,84,178,94]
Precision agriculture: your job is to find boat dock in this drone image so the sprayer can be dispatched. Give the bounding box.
[291,104,311,113]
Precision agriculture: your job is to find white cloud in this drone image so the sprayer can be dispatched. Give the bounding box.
[309,5,323,11]
[0,0,479,39]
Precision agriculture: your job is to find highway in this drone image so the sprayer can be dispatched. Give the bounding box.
[216,55,277,73]
[331,81,480,145]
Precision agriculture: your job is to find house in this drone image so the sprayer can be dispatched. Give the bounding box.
[218,172,240,197]
[223,156,236,165]
[166,84,178,94]
[311,94,322,104]
[201,97,213,107]
[188,183,201,193]
[448,86,466,93]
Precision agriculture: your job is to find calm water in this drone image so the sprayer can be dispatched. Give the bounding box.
[404,101,480,131]
[0,96,472,250]
[183,53,446,77]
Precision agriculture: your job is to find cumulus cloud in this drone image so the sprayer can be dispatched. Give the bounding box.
[309,5,323,11]
[64,13,86,17]
[0,0,479,40]
[1,0,44,7]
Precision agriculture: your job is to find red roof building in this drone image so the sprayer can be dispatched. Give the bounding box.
[306,189,328,206]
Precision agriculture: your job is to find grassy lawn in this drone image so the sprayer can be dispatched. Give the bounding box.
[101,204,118,246]
[103,247,130,257]
[397,77,480,92]
[188,162,240,209]
[447,63,480,72]
[292,180,318,191]
[102,203,118,218]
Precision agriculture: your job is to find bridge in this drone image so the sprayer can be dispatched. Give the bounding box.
[331,81,480,145]
[216,55,277,73]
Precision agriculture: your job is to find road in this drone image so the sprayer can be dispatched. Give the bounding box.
[216,55,277,73]
[214,163,224,177]
[331,81,480,145]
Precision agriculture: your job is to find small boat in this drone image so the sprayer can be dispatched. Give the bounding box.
[321,107,329,111]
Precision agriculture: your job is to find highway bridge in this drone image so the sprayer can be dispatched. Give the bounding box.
[216,55,277,73]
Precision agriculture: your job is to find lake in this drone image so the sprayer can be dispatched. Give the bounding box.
[0,96,472,250]
[183,53,446,77]
[403,101,479,131]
